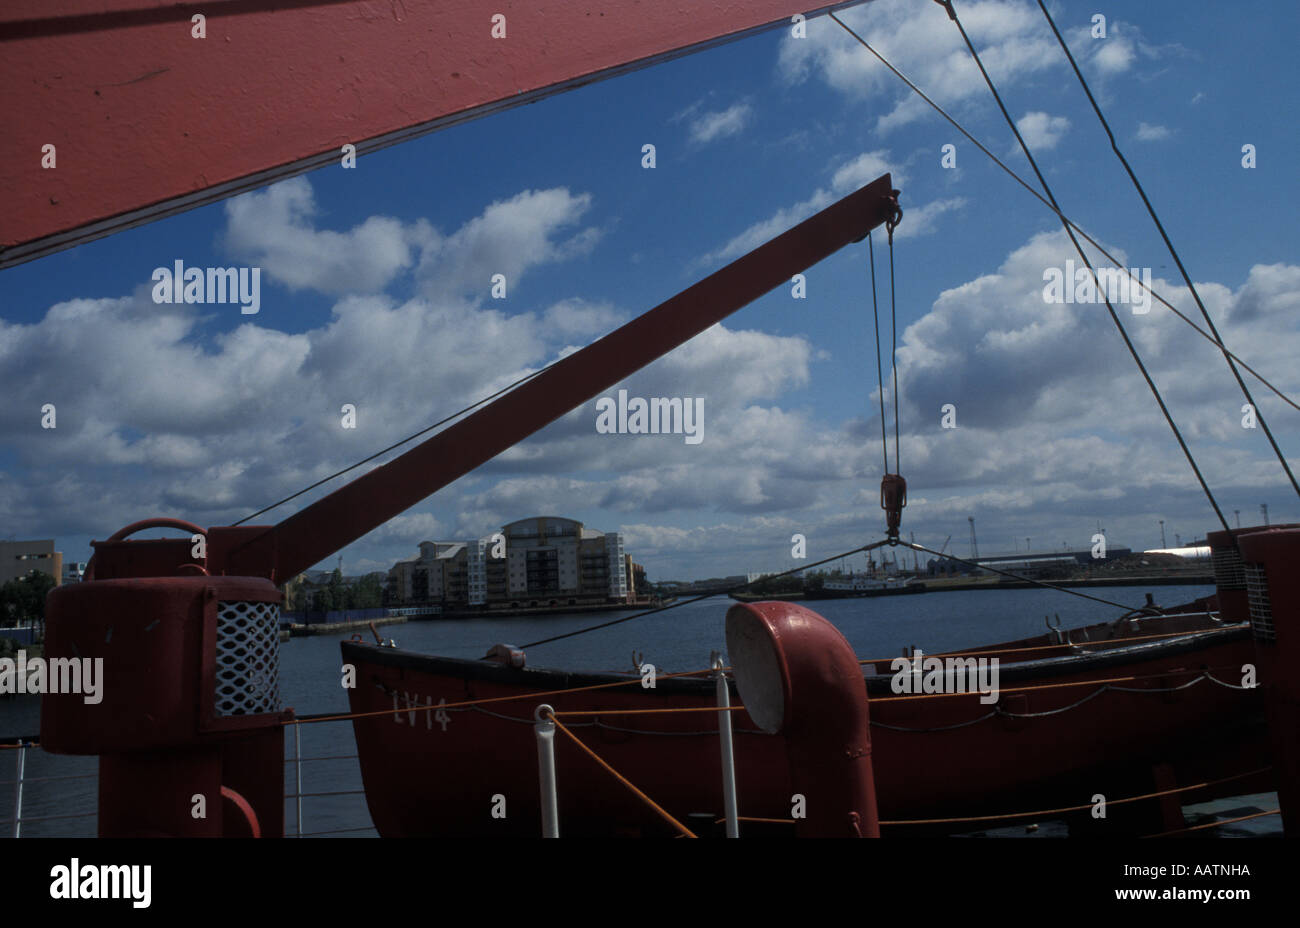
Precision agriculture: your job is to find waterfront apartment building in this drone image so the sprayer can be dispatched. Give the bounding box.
[387,516,633,609]
[1,539,63,586]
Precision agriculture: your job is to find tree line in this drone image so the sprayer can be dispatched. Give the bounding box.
[302,569,385,612]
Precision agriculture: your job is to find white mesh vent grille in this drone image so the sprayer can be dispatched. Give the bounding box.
[215,600,281,716]
[1211,545,1246,590]
[1244,563,1276,644]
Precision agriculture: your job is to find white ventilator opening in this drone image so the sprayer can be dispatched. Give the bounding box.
[725,608,785,734]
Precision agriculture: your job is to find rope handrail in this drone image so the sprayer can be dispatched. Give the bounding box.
[716,816,796,825]
[4,634,1252,745]
[872,663,1247,703]
[284,789,367,800]
[879,766,1270,826]
[293,825,379,837]
[290,625,1250,729]
[352,661,1251,736]
[288,664,726,726]
[382,667,1238,735]
[1,809,96,826]
[1144,808,1280,839]
[715,767,1273,830]
[551,705,745,718]
[855,624,1246,667]
[0,772,96,787]
[546,710,697,839]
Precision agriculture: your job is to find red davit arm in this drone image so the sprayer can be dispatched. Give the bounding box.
[211,175,898,580]
[0,0,872,268]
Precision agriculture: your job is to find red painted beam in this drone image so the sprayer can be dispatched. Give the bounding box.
[212,175,898,580]
[1,0,871,268]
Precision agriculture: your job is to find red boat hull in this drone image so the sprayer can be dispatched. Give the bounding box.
[342,613,1268,836]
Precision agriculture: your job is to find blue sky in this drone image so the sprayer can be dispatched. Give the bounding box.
[3,0,1298,581]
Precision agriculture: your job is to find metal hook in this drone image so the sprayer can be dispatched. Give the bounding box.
[885,190,903,243]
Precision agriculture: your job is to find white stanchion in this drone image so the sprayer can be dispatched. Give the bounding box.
[534,704,559,838]
[713,652,740,838]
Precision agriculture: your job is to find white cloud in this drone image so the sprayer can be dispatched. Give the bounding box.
[10,176,1296,582]
[831,150,905,192]
[224,177,430,294]
[542,299,624,338]
[893,231,1300,476]
[0,177,607,546]
[894,197,967,239]
[701,189,833,265]
[778,1,1153,137]
[1014,112,1070,154]
[688,103,753,144]
[224,179,601,305]
[1136,122,1172,141]
[360,512,445,546]
[1092,33,1136,74]
[779,0,1061,133]
[414,188,601,299]
[701,150,915,264]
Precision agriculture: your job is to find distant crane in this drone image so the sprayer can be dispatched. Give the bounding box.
[930,534,952,576]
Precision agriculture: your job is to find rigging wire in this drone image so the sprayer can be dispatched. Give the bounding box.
[827,12,1300,416]
[228,6,1279,650]
[517,538,896,649]
[520,524,1166,650]
[236,15,1297,534]
[887,216,902,474]
[868,233,890,474]
[234,366,551,525]
[899,540,1141,611]
[1032,0,1300,501]
[927,0,1229,532]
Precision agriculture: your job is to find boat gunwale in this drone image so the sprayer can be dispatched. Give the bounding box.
[338,615,1251,699]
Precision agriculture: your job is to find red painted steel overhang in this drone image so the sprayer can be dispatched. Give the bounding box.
[1,0,871,268]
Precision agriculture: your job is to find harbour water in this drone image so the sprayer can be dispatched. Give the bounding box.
[8,582,1276,837]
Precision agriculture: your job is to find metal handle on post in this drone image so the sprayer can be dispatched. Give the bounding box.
[534,704,559,838]
[713,652,740,838]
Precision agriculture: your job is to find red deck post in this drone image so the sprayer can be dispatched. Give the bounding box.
[41,537,288,837]
[1236,527,1300,836]
[1207,523,1299,623]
